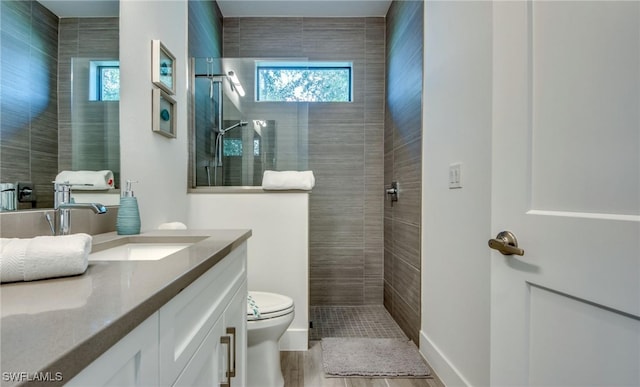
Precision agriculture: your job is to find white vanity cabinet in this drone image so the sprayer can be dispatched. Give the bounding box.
[66,312,160,386]
[67,242,247,387]
[173,281,247,386]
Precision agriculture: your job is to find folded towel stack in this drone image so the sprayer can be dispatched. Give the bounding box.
[261,170,316,190]
[0,233,92,283]
[55,170,115,190]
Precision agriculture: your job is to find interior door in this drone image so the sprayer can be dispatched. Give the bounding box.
[491,1,640,385]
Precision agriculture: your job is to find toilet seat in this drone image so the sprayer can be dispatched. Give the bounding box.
[247,291,294,321]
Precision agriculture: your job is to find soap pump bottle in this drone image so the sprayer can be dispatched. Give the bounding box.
[116,180,141,235]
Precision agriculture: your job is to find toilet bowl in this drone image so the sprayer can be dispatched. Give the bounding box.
[247,291,295,387]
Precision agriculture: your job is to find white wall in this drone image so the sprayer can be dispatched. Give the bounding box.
[187,193,309,351]
[119,0,189,230]
[421,2,492,386]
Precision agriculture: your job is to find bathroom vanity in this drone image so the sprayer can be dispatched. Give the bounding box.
[0,229,250,387]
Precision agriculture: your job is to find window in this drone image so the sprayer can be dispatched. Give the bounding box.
[224,139,261,156]
[224,139,243,156]
[89,60,120,101]
[256,61,352,102]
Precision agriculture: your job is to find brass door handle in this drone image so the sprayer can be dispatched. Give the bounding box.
[488,231,524,256]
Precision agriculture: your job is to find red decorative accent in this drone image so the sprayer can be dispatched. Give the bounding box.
[108,178,114,186]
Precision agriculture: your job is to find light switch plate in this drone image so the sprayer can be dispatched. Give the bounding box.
[449,163,462,189]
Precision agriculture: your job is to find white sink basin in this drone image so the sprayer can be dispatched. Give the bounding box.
[89,242,192,261]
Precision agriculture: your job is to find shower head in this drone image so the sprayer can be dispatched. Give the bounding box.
[220,120,249,134]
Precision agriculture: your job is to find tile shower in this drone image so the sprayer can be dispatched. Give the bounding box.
[222,2,424,343]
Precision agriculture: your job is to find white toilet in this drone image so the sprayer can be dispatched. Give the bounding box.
[246,291,295,387]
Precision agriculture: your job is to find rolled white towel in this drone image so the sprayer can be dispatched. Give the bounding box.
[0,233,92,283]
[262,170,316,191]
[55,170,115,190]
[158,222,187,230]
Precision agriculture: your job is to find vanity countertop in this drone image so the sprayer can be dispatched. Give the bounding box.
[0,229,251,387]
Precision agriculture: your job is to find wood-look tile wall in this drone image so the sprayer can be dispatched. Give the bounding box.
[223,17,386,305]
[384,0,424,344]
[0,1,58,209]
[58,17,120,190]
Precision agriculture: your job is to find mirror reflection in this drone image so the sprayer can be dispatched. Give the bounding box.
[0,1,120,211]
[191,57,308,187]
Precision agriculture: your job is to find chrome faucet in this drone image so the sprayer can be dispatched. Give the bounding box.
[52,182,107,235]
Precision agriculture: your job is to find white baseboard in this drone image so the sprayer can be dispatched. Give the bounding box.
[420,330,471,386]
[279,328,308,351]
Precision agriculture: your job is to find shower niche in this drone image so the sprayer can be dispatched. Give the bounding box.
[190,57,308,187]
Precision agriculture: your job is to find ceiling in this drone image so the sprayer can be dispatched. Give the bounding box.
[38,0,392,18]
[217,0,392,17]
[38,0,119,17]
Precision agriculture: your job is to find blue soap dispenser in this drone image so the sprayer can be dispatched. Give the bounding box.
[116,180,141,235]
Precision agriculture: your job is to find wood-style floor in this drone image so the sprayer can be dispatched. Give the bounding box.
[280,341,446,387]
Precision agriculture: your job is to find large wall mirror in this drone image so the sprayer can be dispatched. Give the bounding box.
[0,0,120,211]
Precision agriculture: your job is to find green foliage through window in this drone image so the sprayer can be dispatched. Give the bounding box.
[224,139,243,156]
[257,62,352,102]
[224,139,261,156]
[99,67,120,101]
[89,60,120,101]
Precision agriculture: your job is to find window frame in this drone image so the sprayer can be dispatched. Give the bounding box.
[97,65,120,101]
[255,61,353,102]
[89,60,120,102]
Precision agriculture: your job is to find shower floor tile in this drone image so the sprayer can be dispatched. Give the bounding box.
[309,305,408,340]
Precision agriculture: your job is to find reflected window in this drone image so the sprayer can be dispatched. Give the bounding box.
[224,139,243,156]
[256,61,352,102]
[89,60,120,101]
[223,139,261,156]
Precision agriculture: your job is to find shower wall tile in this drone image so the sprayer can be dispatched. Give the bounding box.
[310,247,364,279]
[310,278,364,305]
[365,248,383,278]
[393,180,421,226]
[225,16,385,306]
[1,1,31,42]
[383,278,393,310]
[384,0,423,343]
[393,256,421,310]
[364,276,384,305]
[384,248,394,286]
[241,18,303,57]
[188,0,223,58]
[392,287,420,344]
[222,17,239,57]
[0,146,30,183]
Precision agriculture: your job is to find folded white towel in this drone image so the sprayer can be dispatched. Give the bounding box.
[55,170,115,190]
[158,222,187,230]
[262,170,316,190]
[0,233,92,283]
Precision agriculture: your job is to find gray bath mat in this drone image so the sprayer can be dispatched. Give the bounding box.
[321,337,431,378]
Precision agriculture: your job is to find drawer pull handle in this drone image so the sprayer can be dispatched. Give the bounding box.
[220,335,231,387]
[226,327,237,377]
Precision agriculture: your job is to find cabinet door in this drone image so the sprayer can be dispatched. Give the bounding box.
[224,280,248,387]
[67,313,159,387]
[159,243,247,385]
[172,316,226,387]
